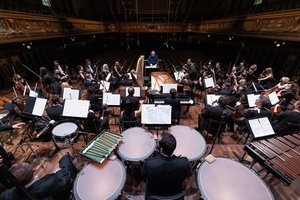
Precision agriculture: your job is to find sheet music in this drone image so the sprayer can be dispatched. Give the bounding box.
[268,91,279,105]
[141,104,171,124]
[125,87,141,97]
[63,88,80,100]
[62,99,90,118]
[105,73,112,81]
[259,117,275,136]
[247,94,260,107]
[248,117,275,138]
[100,81,111,91]
[204,77,214,88]
[102,93,120,106]
[162,84,177,93]
[32,98,47,116]
[145,64,157,69]
[206,94,221,106]
[29,90,38,97]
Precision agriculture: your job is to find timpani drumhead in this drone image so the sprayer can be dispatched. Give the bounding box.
[197,158,274,200]
[117,127,156,161]
[0,109,9,119]
[169,125,207,161]
[52,122,78,137]
[73,159,126,200]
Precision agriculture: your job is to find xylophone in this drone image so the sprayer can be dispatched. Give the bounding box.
[244,133,300,185]
[80,130,123,163]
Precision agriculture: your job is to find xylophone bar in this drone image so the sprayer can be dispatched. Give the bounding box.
[245,133,300,185]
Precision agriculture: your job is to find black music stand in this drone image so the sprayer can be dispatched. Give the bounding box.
[14,97,47,160]
[235,117,275,164]
[141,104,172,136]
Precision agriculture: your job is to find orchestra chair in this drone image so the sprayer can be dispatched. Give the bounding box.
[235,126,252,145]
[149,191,185,200]
[119,118,139,131]
[202,118,227,154]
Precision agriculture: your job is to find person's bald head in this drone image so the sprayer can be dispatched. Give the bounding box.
[128,87,135,96]
[151,51,156,56]
[9,163,34,185]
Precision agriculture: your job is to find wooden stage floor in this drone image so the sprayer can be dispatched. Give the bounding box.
[1,102,300,200]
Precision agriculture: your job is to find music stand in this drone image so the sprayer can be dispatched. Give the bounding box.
[141,104,172,135]
[63,88,80,100]
[14,97,47,159]
[62,99,90,118]
[161,84,177,94]
[125,87,141,97]
[204,77,214,88]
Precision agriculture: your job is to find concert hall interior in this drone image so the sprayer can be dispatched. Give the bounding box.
[1,0,300,200]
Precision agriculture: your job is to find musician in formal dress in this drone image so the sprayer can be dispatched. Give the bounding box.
[235,95,272,132]
[164,88,181,119]
[12,74,28,95]
[113,61,122,78]
[85,59,94,76]
[44,95,63,121]
[147,51,158,66]
[101,64,110,80]
[272,100,300,134]
[121,87,140,120]
[0,153,77,200]
[258,67,274,89]
[53,60,67,77]
[199,95,232,131]
[141,131,192,199]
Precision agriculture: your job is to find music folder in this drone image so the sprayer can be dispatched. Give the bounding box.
[102,93,121,106]
[204,77,214,88]
[141,104,171,125]
[63,88,80,100]
[246,117,275,138]
[23,97,47,117]
[62,99,90,118]
[125,87,141,97]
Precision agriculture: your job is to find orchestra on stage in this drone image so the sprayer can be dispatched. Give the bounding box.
[0,49,299,200]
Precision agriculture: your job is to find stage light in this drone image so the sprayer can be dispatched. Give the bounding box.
[276,43,280,47]
[26,45,31,49]
[207,34,211,38]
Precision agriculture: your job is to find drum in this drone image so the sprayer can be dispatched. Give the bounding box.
[196,157,274,200]
[52,122,78,142]
[169,125,207,161]
[117,127,156,161]
[73,159,126,200]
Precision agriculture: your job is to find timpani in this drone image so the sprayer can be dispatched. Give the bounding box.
[169,125,207,161]
[196,157,274,200]
[73,159,126,200]
[117,127,156,161]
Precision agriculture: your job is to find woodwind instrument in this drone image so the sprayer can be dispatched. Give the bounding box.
[244,133,300,185]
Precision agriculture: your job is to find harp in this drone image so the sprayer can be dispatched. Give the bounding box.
[131,55,144,88]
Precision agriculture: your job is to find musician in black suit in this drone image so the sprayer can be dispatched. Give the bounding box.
[235,95,272,132]
[44,95,63,121]
[272,100,300,134]
[199,95,232,131]
[164,88,181,118]
[121,87,139,111]
[141,132,192,199]
[0,153,77,200]
[121,87,140,121]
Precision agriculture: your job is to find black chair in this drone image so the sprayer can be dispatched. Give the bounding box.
[150,191,185,200]
[202,118,227,154]
[119,118,139,131]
